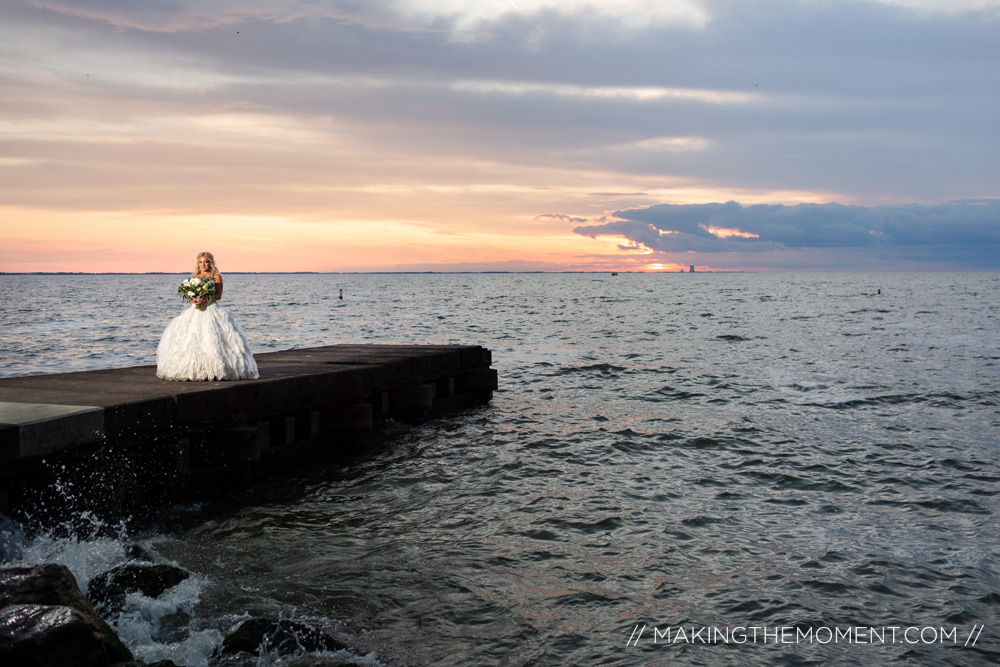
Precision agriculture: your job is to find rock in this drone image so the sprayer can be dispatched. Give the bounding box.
[1,562,96,611]
[0,603,108,667]
[217,618,347,657]
[0,562,132,664]
[88,564,190,614]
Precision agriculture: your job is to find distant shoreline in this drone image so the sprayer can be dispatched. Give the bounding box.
[0,270,739,275]
[2,269,997,275]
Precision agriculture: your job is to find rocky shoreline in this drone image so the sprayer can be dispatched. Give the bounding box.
[0,562,362,667]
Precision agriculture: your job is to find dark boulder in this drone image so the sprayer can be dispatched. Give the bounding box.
[0,562,132,664]
[88,564,190,614]
[0,603,108,667]
[1,561,98,611]
[217,617,347,657]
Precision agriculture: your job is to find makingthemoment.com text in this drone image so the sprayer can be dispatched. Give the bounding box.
[626,624,985,647]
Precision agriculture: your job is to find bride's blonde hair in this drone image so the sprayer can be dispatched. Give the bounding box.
[193,251,219,276]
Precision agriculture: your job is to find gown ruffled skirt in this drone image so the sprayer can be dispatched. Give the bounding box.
[156,303,259,381]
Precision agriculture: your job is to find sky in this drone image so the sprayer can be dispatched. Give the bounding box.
[1,0,998,273]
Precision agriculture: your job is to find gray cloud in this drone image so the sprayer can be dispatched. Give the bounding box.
[536,213,587,223]
[574,200,1000,268]
[12,0,986,201]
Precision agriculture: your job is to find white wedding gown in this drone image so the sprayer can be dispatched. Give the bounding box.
[156,302,260,381]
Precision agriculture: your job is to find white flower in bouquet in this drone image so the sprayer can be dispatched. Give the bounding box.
[176,276,217,310]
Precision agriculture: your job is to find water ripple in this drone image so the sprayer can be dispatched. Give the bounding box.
[3,272,999,666]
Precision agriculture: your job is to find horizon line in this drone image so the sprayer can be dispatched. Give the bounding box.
[0,270,741,275]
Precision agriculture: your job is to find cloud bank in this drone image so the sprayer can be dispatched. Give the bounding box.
[574,200,1000,269]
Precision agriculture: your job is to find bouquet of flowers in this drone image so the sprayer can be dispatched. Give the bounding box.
[178,276,217,310]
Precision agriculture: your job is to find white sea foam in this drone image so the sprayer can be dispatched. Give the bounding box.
[4,515,223,667]
[13,513,128,590]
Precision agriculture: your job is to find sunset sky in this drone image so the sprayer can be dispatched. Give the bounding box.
[1,0,998,272]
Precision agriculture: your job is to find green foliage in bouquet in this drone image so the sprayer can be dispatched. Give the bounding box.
[178,276,217,309]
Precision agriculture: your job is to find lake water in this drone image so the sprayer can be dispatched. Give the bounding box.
[1,272,999,666]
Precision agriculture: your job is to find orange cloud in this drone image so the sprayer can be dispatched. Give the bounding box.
[700,225,760,239]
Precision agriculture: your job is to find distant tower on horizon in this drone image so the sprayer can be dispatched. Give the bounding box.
[689,265,696,273]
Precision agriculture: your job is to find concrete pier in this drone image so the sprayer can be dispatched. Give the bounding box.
[0,344,497,519]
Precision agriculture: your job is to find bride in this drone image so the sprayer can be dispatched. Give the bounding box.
[156,251,260,381]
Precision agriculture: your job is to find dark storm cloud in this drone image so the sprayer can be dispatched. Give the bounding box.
[574,200,1000,267]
